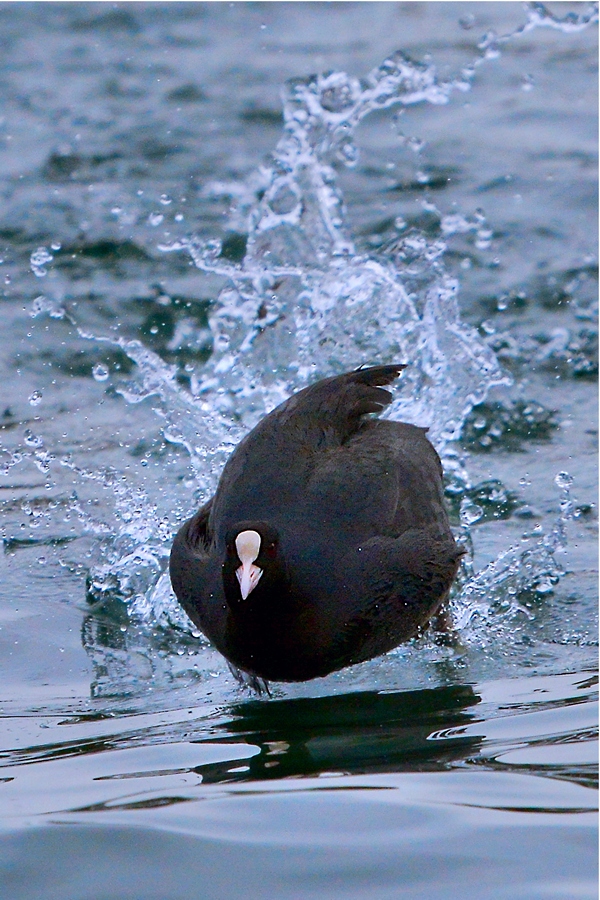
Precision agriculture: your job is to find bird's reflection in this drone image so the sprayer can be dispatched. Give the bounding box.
[81,606,483,784]
[191,684,482,783]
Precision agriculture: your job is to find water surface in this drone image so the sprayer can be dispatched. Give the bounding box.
[0,3,598,898]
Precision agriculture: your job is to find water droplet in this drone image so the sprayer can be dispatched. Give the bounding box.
[475,227,493,250]
[460,498,484,526]
[555,471,573,490]
[159,194,172,205]
[38,556,46,566]
[521,74,534,92]
[92,363,109,382]
[148,213,164,227]
[459,13,476,30]
[30,246,53,277]
[30,295,65,319]
[407,137,425,154]
[28,390,42,406]
[24,429,43,448]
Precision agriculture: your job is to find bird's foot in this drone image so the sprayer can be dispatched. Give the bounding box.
[227,663,272,697]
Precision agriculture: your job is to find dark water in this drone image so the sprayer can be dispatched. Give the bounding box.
[0,3,598,898]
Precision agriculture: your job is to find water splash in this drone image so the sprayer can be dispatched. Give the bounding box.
[452,472,578,642]
[159,2,598,449]
[10,2,597,695]
[162,51,507,445]
[52,42,512,625]
[76,328,236,485]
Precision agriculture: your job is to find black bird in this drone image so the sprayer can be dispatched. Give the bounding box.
[170,365,462,683]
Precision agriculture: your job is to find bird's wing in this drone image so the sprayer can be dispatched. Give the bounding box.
[169,497,213,611]
[180,497,213,552]
[306,419,446,539]
[208,365,405,535]
[329,526,465,663]
[276,364,406,448]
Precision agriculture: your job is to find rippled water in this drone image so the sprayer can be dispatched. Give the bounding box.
[0,3,598,898]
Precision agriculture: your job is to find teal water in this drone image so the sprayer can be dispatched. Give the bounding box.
[0,3,598,898]
[1,672,597,899]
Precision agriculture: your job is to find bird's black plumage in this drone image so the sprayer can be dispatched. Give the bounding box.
[170,365,462,682]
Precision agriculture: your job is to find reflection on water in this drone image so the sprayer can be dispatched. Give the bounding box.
[191,684,482,783]
[4,672,595,795]
[1,668,596,898]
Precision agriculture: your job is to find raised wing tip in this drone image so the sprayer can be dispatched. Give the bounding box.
[352,363,407,386]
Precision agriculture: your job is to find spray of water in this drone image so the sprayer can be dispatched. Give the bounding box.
[3,2,597,691]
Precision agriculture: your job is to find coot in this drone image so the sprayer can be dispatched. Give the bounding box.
[170,365,462,683]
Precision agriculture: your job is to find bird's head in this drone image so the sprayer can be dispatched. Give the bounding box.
[222,522,284,606]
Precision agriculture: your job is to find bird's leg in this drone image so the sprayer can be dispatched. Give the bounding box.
[227,662,272,697]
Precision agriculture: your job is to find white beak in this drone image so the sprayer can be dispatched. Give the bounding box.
[236,561,263,600]
[235,530,263,600]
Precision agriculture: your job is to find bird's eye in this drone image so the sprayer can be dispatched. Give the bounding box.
[265,542,277,557]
